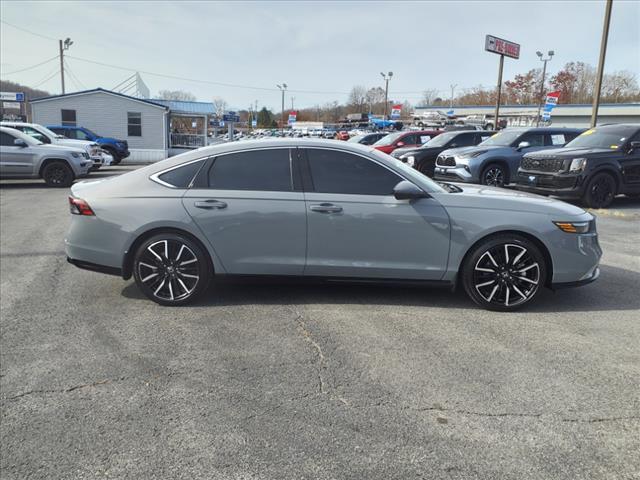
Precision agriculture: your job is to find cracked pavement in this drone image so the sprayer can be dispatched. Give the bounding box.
[1,169,639,479]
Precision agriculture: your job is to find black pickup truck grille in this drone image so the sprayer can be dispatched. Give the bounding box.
[521,157,565,172]
[436,155,456,167]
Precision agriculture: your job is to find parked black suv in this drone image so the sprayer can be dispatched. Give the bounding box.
[391,129,496,176]
[515,124,640,208]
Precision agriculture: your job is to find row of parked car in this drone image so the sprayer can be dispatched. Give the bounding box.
[0,122,130,187]
[368,124,640,208]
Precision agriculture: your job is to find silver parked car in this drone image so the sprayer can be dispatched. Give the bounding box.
[66,139,601,311]
[0,127,92,186]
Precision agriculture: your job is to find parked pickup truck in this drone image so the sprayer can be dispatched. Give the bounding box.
[47,125,129,164]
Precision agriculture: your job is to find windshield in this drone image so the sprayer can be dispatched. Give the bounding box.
[479,130,522,146]
[423,132,458,148]
[348,134,365,143]
[15,132,43,146]
[83,128,98,137]
[373,132,402,146]
[32,125,59,139]
[564,127,636,150]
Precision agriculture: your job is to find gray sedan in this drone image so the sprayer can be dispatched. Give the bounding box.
[66,139,601,311]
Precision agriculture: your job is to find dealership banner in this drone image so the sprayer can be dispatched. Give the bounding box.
[288,111,297,125]
[542,91,561,121]
[390,104,402,119]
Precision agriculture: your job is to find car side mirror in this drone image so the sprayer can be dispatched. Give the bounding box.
[393,180,429,200]
[517,141,531,151]
[629,141,640,152]
[13,139,28,148]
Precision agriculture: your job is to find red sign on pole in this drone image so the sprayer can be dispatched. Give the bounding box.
[485,34,520,59]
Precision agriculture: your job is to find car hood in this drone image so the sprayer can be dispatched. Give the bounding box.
[36,144,87,154]
[434,183,587,217]
[525,147,611,159]
[394,146,445,158]
[55,138,98,148]
[96,137,124,143]
[440,145,508,157]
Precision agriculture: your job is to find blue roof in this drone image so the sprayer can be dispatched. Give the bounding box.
[150,99,215,115]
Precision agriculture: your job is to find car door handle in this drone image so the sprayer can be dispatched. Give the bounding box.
[309,203,343,213]
[194,200,227,209]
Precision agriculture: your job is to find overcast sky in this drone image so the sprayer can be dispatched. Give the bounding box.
[1,1,639,111]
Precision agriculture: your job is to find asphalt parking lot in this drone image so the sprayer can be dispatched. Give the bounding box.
[1,166,639,480]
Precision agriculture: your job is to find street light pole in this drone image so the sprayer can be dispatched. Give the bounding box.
[380,71,393,120]
[276,83,287,133]
[535,50,554,126]
[591,0,613,128]
[58,37,73,94]
[450,84,457,109]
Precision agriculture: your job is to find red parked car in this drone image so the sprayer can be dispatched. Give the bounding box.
[335,130,350,141]
[372,130,442,154]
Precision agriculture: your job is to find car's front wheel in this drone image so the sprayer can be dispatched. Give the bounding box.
[481,163,507,187]
[133,233,211,306]
[462,235,547,311]
[42,161,74,187]
[582,173,616,208]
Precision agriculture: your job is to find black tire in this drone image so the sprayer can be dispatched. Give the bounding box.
[416,159,435,177]
[485,123,494,130]
[42,161,74,187]
[582,172,616,209]
[462,234,547,312]
[481,163,508,187]
[103,149,121,165]
[133,233,212,306]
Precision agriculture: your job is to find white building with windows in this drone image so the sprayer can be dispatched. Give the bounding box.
[30,88,170,162]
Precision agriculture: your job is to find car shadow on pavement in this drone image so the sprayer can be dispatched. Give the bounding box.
[120,263,639,313]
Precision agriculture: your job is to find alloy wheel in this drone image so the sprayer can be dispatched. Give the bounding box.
[589,176,614,207]
[483,167,504,187]
[136,239,200,302]
[473,243,540,308]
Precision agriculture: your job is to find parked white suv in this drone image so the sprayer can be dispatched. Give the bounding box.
[0,121,106,169]
[0,126,91,186]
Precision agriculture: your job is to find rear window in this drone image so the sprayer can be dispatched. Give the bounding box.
[157,160,204,188]
[208,149,292,191]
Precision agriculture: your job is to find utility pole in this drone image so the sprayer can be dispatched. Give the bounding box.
[380,71,393,119]
[58,37,73,94]
[591,0,613,128]
[535,50,554,126]
[450,84,457,109]
[494,55,504,130]
[291,97,295,110]
[276,83,287,133]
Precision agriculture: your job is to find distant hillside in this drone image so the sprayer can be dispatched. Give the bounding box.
[0,79,51,100]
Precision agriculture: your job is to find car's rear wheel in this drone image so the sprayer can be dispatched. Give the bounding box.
[42,161,74,187]
[462,235,547,311]
[582,172,616,209]
[133,233,211,306]
[481,163,507,187]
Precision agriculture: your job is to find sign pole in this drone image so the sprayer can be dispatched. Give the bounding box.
[494,54,504,130]
[591,0,613,128]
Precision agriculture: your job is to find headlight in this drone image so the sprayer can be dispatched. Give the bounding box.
[71,152,81,158]
[569,158,587,173]
[405,155,415,166]
[554,221,590,234]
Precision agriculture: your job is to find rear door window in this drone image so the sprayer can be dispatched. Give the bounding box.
[306,148,401,195]
[208,148,292,191]
[518,133,545,147]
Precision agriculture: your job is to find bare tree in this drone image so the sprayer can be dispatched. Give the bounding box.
[347,85,368,113]
[157,89,197,101]
[212,97,228,117]
[419,89,440,106]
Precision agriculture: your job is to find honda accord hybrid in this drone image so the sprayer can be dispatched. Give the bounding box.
[66,139,601,311]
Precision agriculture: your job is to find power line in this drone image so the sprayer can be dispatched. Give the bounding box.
[64,59,86,89]
[32,69,60,89]
[0,19,57,41]
[66,55,353,95]
[1,55,59,75]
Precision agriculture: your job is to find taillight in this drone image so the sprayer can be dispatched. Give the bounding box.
[68,196,95,216]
